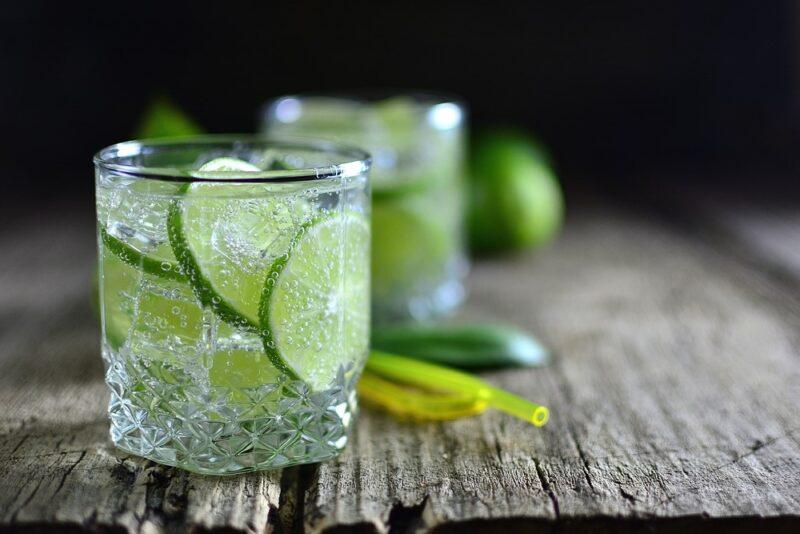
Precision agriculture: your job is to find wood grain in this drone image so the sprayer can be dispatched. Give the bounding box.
[1,199,799,532]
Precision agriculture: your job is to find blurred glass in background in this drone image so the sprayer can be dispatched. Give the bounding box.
[263,93,468,324]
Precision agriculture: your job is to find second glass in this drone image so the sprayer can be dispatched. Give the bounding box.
[263,93,468,323]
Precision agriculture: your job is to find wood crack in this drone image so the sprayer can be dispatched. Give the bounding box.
[568,425,596,494]
[533,458,560,519]
[387,495,429,533]
[9,478,43,522]
[618,487,637,504]
[273,467,301,533]
[655,428,800,509]
[52,450,86,497]
[9,435,28,456]
[558,359,597,495]
[137,464,188,531]
[276,464,319,533]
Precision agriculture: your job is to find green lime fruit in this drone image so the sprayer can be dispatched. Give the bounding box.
[97,178,187,282]
[469,130,564,254]
[100,236,204,361]
[260,213,370,390]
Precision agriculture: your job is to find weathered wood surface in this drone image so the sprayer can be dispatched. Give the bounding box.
[653,183,800,283]
[1,198,799,532]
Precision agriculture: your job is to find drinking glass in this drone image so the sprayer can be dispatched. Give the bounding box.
[263,93,467,323]
[94,136,370,474]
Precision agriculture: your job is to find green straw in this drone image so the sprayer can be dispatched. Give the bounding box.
[366,351,549,427]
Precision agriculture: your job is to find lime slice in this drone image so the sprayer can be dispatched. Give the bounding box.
[100,239,204,359]
[126,275,206,361]
[209,347,281,390]
[98,178,187,282]
[192,157,262,176]
[259,213,370,389]
[370,201,450,301]
[168,157,309,331]
[101,245,140,349]
[101,228,186,282]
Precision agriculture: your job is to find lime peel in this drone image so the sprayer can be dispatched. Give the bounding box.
[259,212,370,389]
[167,183,259,332]
[101,227,188,283]
[255,219,321,380]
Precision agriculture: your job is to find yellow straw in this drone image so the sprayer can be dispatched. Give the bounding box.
[365,351,549,427]
[358,371,487,421]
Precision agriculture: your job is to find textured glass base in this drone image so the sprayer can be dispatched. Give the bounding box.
[104,349,357,475]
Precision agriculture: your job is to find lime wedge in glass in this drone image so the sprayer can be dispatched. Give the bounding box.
[101,228,186,282]
[126,274,206,362]
[98,179,187,282]
[209,347,281,390]
[101,236,204,369]
[101,245,140,350]
[260,212,370,390]
[168,157,309,330]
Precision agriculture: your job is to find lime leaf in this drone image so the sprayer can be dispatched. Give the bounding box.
[136,95,203,138]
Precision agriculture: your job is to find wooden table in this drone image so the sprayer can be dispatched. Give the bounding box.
[1,191,799,532]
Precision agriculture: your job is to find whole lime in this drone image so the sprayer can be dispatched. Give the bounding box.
[469,130,564,254]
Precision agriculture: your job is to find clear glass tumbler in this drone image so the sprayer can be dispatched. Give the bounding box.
[262,93,468,323]
[94,137,371,474]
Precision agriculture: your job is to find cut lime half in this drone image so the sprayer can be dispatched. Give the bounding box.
[259,213,370,390]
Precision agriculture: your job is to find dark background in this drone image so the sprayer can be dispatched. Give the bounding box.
[2,1,798,203]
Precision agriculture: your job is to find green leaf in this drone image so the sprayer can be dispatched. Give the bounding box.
[136,95,203,138]
[371,323,550,369]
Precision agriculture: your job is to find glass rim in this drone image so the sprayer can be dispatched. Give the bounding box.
[93,134,372,183]
[262,89,467,127]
